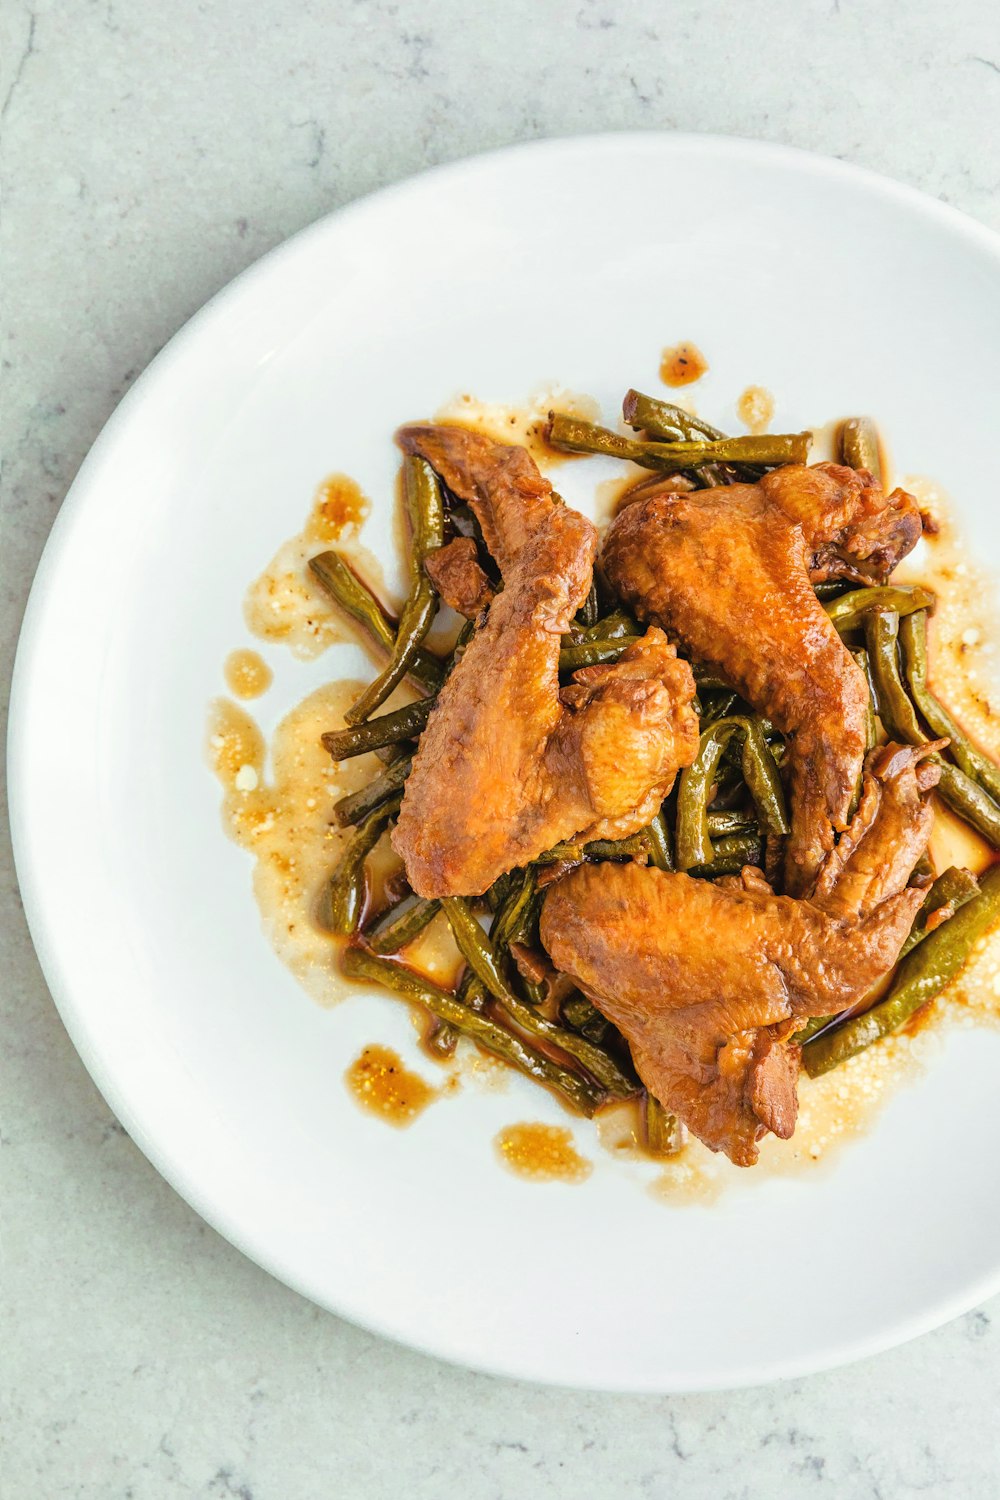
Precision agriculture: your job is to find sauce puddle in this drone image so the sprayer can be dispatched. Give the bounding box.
[494,1123,592,1183]
[659,342,708,387]
[345,1044,438,1126]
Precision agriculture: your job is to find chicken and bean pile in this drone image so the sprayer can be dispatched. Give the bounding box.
[315,391,1000,1168]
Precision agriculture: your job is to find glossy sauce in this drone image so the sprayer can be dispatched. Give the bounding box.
[434,389,602,469]
[736,385,775,434]
[345,1044,438,1125]
[224,648,273,700]
[659,343,708,388]
[494,1123,592,1183]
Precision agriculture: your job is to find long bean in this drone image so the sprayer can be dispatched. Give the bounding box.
[825,585,935,634]
[852,647,879,752]
[308,551,442,693]
[803,862,1000,1076]
[688,833,764,878]
[346,458,445,724]
[559,638,641,672]
[622,389,727,443]
[322,696,434,760]
[863,610,1000,846]
[546,413,811,473]
[441,896,636,1098]
[676,718,788,870]
[643,1093,685,1156]
[366,894,441,955]
[322,795,401,935]
[340,945,604,1115]
[333,755,412,827]
[900,610,1000,802]
[576,582,599,627]
[838,416,883,481]
[561,994,609,1043]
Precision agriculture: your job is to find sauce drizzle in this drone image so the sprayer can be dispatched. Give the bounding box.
[345,1044,438,1126]
[659,343,708,388]
[494,1123,592,1183]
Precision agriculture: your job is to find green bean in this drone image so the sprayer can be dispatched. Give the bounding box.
[852,647,879,752]
[645,811,675,872]
[900,611,1000,802]
[824,585,935,634]
[366,894,441,955]
[559,638,641,672]
[838,416,883,481]
[795,866,982,1045]
[863,612,1000,846]
[866,611,925,743]
[561,994,610,1043]
[676,718,788,870]
[308,551,442,693]
[322,795,401,935]
[803,861,1000,1076]
[346,458,445,724]
[340,945,603,1115]
[707,809,759,836]
[441,896,636,1098]
[813,581,852,601]
[692,664,735,692]
[546,413,811,473]
[576,582,599,628]
[688,833,764,878]
[643,1093,685,1156]
[622,388,727,443]
[576,609,639,642]
[333,756,413,827]
[701,690,741,723]
[322,696,434,760]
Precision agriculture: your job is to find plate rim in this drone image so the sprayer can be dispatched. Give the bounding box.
[10,130,1000,1392]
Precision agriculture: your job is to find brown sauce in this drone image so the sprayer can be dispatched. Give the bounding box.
[659,342,708,388]
[223,648,273,700]
[736,385,775,434]
[494,1123,592,1183]
[434,389,602,470]
[345,1044,438,1125]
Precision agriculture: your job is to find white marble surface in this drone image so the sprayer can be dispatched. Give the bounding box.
[4,0,1000,1494]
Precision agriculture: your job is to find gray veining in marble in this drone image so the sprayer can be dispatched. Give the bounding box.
[4,1,1000,1495]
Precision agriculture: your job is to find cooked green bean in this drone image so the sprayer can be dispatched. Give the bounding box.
[561,994,610,1042]
[559,638,641,672]
[366,894,441,955]
[676,718,788,870]
[707,809,759,836]
[803,861,1000,1076]
[346,458,445,724]
[322,696,434,760]
[900,610,1000,802]
[622,388,727,443]
[333,755,412,827]
[643,1093,685,1156]
[824,585,935,634]
[441,896,636,1098]
[862,611,1000,846]
[309,551,442,693]
[838,416,883,481]
[852,647,879,752]
[701,690,741,723]
[866,610,925,743]
[577,609,639,642]
[688,833,764,878]
[340,945,603,1115]
[645,811,675,872]
[322,795,401,935]
[813,581,852,601]
[546,413,811,473]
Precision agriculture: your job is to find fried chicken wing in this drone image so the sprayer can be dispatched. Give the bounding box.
[392,426,699,898]
[601,462,922,893]
[541,743,940,1166]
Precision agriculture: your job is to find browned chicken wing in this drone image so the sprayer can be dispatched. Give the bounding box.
[541,743,940,1166]
[601,462,922,893]
[423,536,495,618]
[392,425,700,898]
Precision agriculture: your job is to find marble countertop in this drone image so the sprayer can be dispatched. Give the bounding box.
[4,1,1000,1494]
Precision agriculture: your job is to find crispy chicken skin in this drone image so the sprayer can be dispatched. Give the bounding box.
[601,462,922,894]
[392,425,700,898]
[541,743,940,1166]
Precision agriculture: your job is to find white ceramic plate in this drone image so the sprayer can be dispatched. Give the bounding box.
[11,135,1000,1392]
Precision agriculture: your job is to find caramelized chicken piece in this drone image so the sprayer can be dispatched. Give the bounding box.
[541,743,940,1166]
[424,536,494,618]
[601,462,922,894]
[392,425,700,898]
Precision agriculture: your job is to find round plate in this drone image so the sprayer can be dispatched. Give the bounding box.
[11,135,1000,1392]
